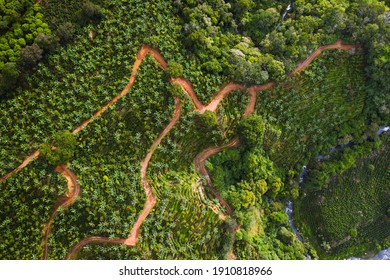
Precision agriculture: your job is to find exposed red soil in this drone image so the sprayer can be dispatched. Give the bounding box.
[188,40,357,259]
[124,97,181,246]
[65,237,126,260]
[288,39,356,77]
[71,45,153,135]
[65,97,181,258]
[194,138,240,217]
[0,39,358,260]
[0,40,356,182]
[42,165,79,259]
[0,150,40,182]
[194,138,242,260]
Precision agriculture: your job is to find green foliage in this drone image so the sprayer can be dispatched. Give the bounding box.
[78,171,227,260]
[350,228,358,238]
[40,0,106,28]
[40,131,76,166]
[195,110,217,129]
[254,179,268,196]
[257,50,366,170]
[170,83,184,99]
[191,110,222,146]
[233,200,310,260]
[267,177,283,199]
[167,61,183,78]
[240,189,255,209]
[237,114,265,149]
[77,1,104,26]
[0,62,19,95]
[0,1,52,96]
[36,33,59,52]
[20,44,43,66]
[229,37,285,84]
[0,0,389,261]
[215,89,249,138]
[55,22,75,43]
[0,162,65,259]
[278,227,295,244]
[0,2,51,65]
[299,137,390,258]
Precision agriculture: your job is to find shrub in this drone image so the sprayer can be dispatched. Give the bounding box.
[20,44,43,66]
[40,131,76,166]
[36,33,59,52]
[0,62,19,96]
[56,22,75,43]
[237,114,265,149]
[278,227,294,244]
[350,228,358,238]
[167,61,184,78]
[77,1,103,26]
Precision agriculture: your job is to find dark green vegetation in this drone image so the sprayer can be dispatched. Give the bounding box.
[0,161,65,259]
[298,136,390,259]
[48,56,175,259]
[238,115,265,149]
[231,0,390,122]
[0,0,389,260]
[40,131,76,166]
[77,172,227,260]
[0,1,51,63]
[258,50,366,171]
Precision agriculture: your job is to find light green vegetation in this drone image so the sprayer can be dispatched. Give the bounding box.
[257,50,365,171]
[0,0,389,260]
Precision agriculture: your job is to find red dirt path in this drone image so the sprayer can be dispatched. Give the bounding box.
[0,40,356,182]
[194,138,240,217]
[0,40,358,260]
[65,97,181,259]
[124,97,181,246]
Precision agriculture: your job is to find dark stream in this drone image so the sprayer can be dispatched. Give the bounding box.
[285,201,303,242]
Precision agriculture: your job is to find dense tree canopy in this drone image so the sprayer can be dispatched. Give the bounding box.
[40,131,76,166]
[0,0,388,261]
[237,114,265,149]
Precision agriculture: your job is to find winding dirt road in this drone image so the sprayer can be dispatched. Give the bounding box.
[190,39,358,212]
[188,39,357,259]
[0,151,40,182]
[42,165,79,259]
[124,97,181,246]
[0,40,356,182]
[65,97,182,259]
[65,236,125,259]
[0,39,359,260]
[194,138,240,217]
[288,39,356,77]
